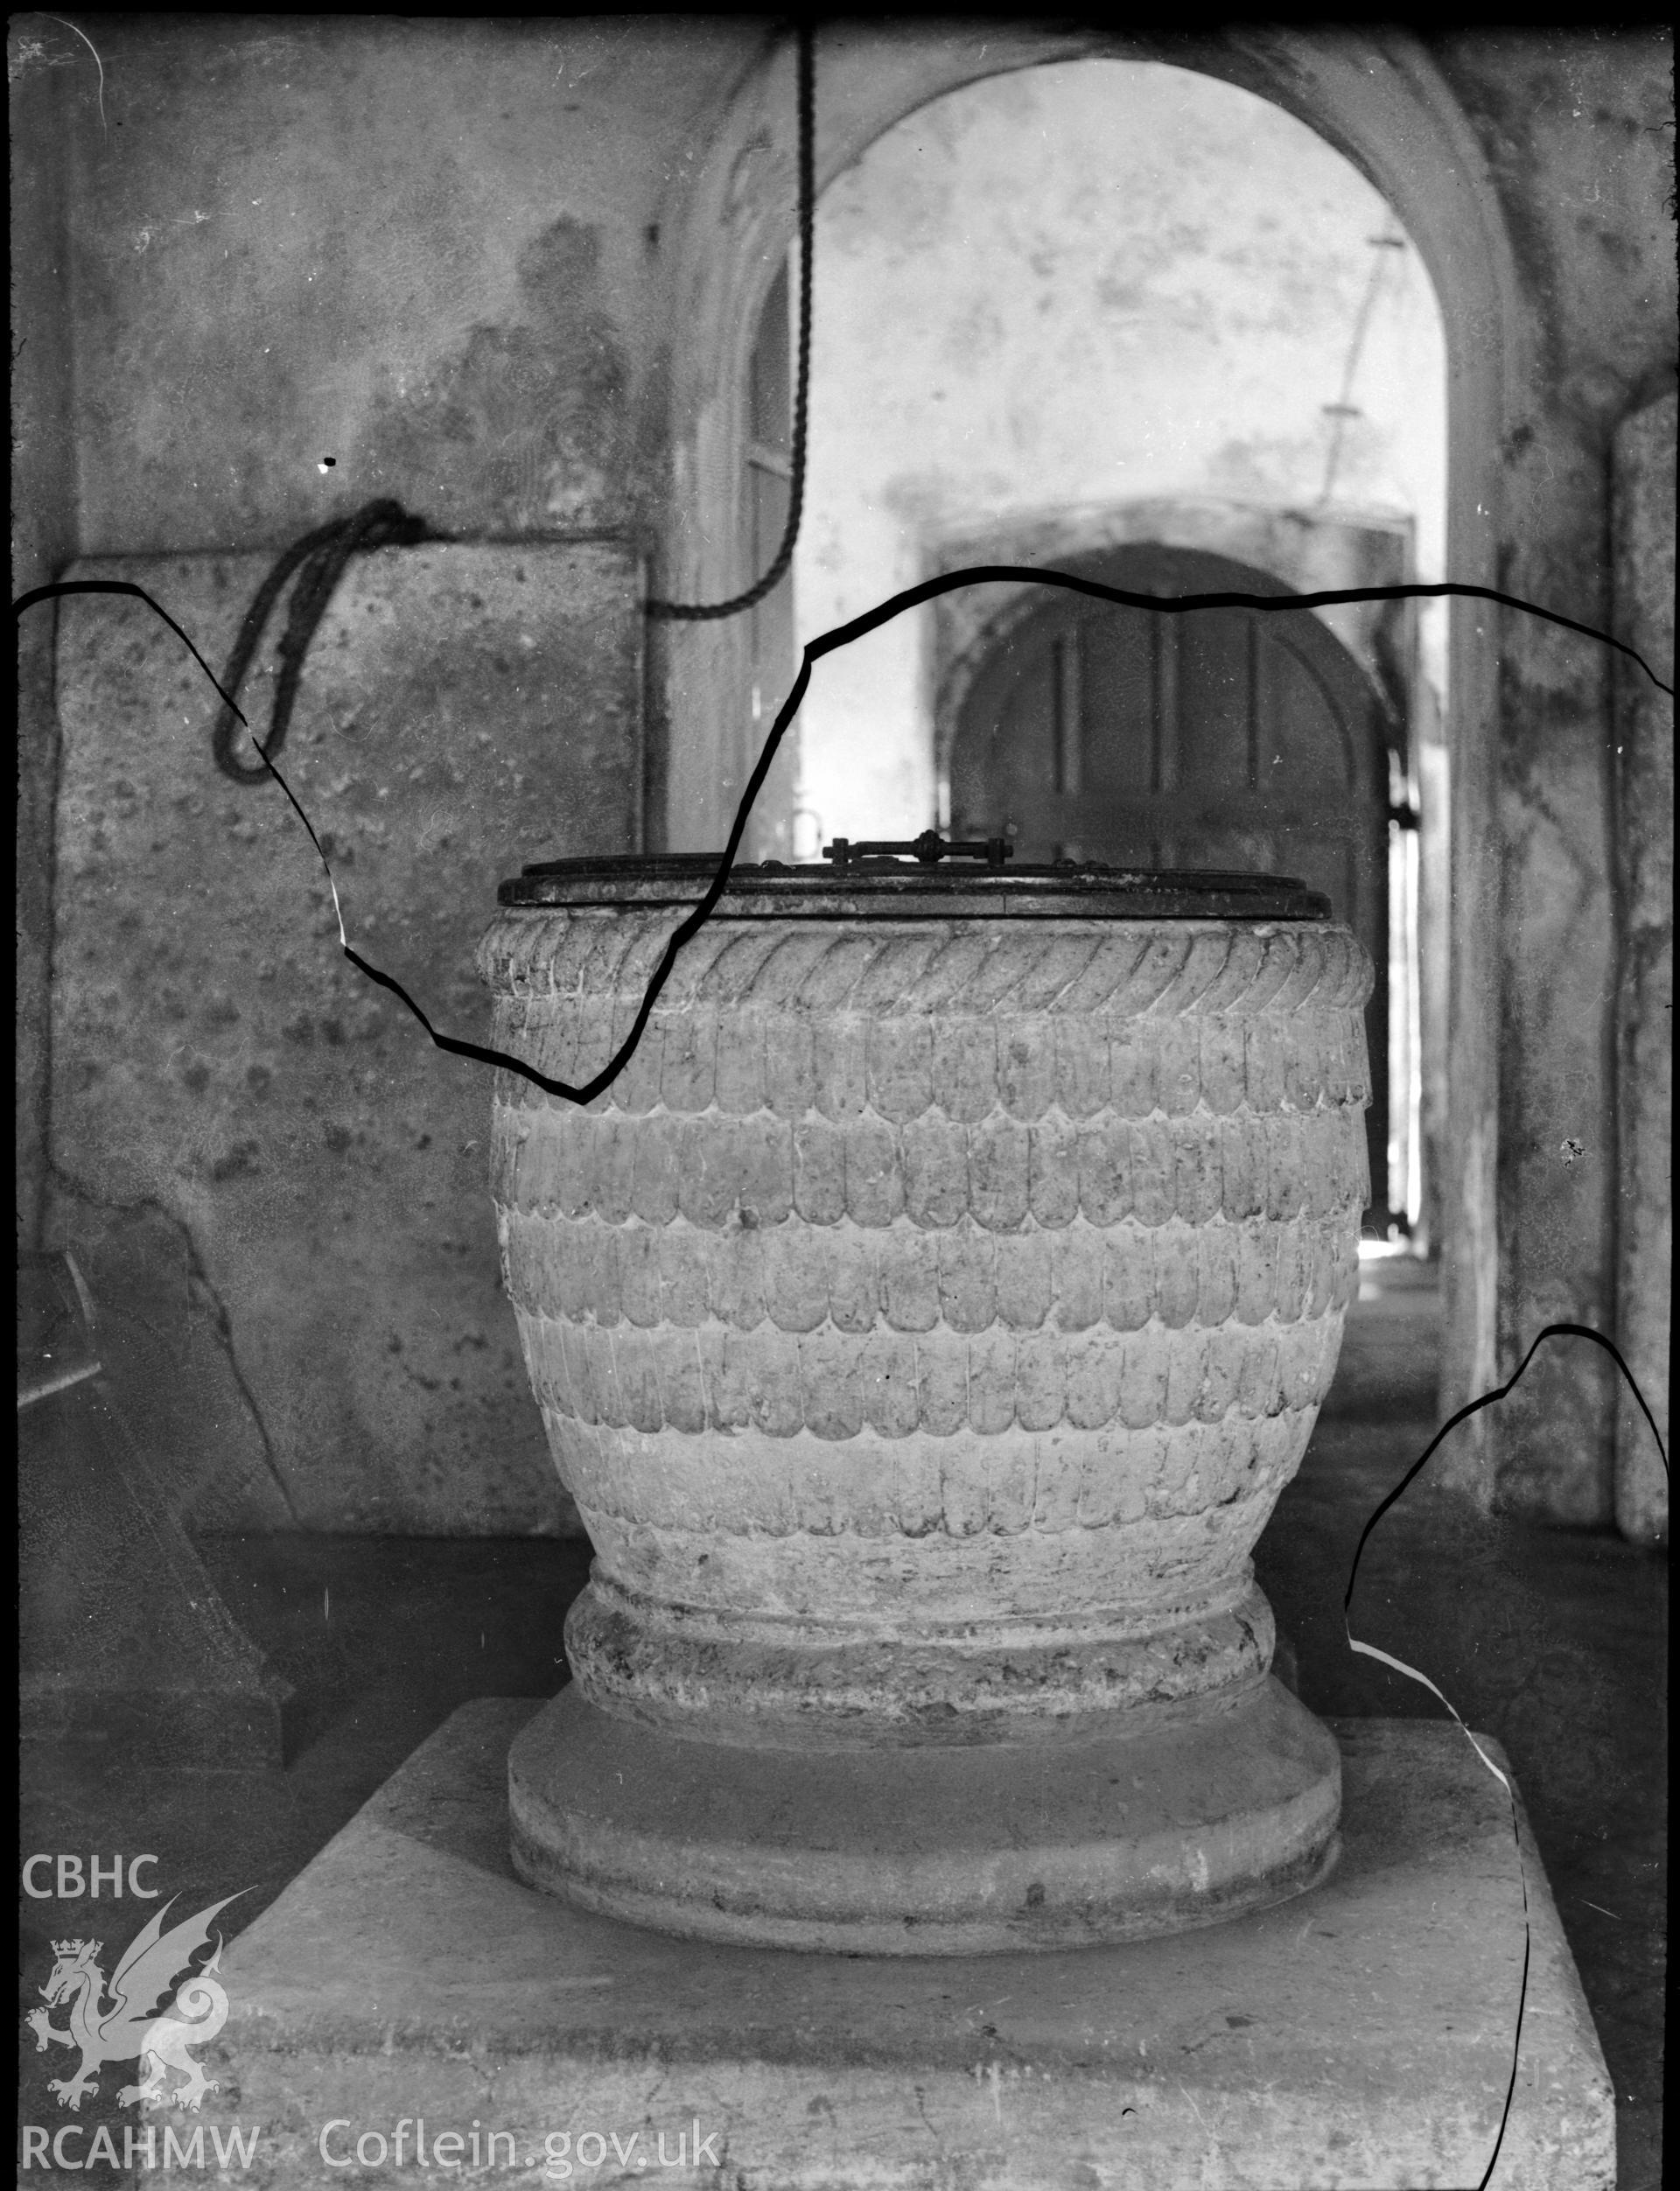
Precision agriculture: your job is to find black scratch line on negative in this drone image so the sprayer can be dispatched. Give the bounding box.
[13,579,248,725]
[1341,1320,1665,2191]
[13,567,1672,1108]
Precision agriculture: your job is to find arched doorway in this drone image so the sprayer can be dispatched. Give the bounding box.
[666,24,1521,1441]
[946,542,1395,1222]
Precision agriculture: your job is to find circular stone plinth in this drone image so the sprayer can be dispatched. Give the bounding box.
[508,1677,1340,1956]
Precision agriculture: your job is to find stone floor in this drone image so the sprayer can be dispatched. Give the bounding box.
[18,1259,1667,2188]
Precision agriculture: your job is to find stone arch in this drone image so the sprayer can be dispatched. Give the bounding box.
[922,498,1415,806]
[659,25,1523,1448]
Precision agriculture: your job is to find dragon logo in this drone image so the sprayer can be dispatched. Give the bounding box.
[24,1893,246,2115]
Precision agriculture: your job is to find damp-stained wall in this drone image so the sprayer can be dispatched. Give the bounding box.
[15,13,761,1535]
[791,59,1449,849]
[51,17,739,553]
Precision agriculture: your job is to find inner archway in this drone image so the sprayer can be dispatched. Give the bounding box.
[665,22,1517,1432]
[785,57,1446,1240]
